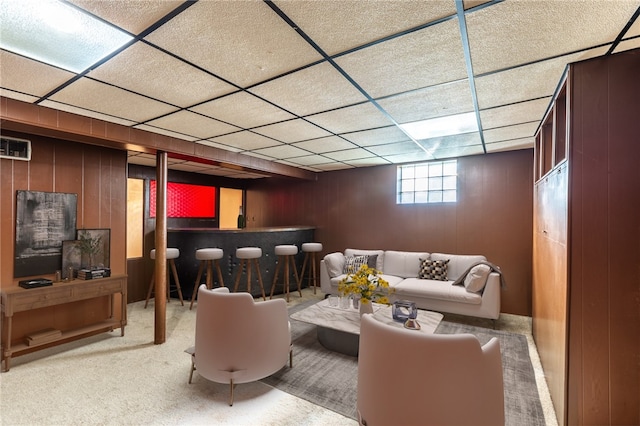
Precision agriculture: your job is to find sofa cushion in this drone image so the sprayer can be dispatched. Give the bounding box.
[396,278,482,305]
[418,258,449,281]
[464,264,492,293]
[345,249,384,271]
[330,274,404,291]
[431,253,486,281]
[343,255,369,274]
[324,252,346,278]
[384,251,429,278]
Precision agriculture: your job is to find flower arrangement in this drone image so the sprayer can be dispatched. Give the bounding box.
[338,264,392,304]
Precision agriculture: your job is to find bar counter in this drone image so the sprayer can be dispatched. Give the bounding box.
[167,226,315,299]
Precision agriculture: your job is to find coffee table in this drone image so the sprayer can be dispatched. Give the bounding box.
[290,299,444,356]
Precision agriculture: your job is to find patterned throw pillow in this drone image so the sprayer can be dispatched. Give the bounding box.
[343,255,369,274]
[418,258,450,281]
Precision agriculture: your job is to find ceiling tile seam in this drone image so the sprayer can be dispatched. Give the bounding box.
[262,0,433,159]
[455,0,486,154]
[606,5,640,55]
[37,97,139,126]
[483,120,541,132]
[329,0,504,61]
[373,78,470,104]
[474,41,613,80]
[479,96,551,113]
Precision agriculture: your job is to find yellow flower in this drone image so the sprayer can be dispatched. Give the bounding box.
[338,264,393,304]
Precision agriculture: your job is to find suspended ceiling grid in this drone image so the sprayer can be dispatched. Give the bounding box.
[1,0,639,178]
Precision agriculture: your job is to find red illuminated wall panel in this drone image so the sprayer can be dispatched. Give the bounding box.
[150,181,216,218]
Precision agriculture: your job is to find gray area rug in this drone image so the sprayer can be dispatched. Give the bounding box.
[261,300,545,425]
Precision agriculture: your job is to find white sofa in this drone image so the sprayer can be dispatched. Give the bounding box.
[320,249,502,320]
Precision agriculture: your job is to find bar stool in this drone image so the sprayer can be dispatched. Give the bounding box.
[145,248,184,308]
[299,242,323,294]
[270,244,301,302]
[233,247,266,301]
[190,248,225,310]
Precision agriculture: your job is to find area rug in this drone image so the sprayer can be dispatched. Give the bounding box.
[261,300,546,425]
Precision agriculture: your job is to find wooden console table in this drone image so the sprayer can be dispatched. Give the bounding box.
[1,274,127,371]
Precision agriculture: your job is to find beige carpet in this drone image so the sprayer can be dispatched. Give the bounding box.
[0,288,557,426]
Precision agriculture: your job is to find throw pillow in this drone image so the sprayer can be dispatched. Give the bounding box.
[464,263,491,293]
[343,255,369,274]
[324,252,345,278]
[418,258,450,281]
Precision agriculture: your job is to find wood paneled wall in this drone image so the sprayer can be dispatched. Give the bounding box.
[247,149,534,316]
[0,131,127,340]
[566,51,640,425]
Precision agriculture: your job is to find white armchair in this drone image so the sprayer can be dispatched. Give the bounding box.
[357,314,505,425]
[188,285,292,405]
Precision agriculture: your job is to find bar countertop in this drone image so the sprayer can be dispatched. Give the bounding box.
[168,226,314,233]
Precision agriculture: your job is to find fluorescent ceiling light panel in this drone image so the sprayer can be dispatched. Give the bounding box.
[400,112,479,140]
[0,0,133,73]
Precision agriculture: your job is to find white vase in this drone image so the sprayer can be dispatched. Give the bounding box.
[359,300,374,316]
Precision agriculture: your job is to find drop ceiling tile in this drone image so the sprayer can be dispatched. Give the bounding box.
[382,151,433,164]
[306,102,393,134]
[286,154,336,166]
[483,122,539,143]
[127,154,157,167]
[144,1,322,87]
[614,38,640,53]
[378,80,474,124]
[292,136,357,154]
[146,110,240,139]
[0,89,39,103]
[463,0,494,9]
[69,0,183,35]
[253,119,332,143]
[486,137,535,153]
[49,77,177,122]
[625,14,640,37]
[251,144,310,159]
[167,162,209,173]
[345,157,391,167]
[418,132,482,155]
[0,51,75,98]
[40,100,137,126]
[335,19,467,98]
[248,62,368,116]
[467,0,640,74]
[313,162,355,172]
[475,46,609,109]
[210,131,282,151]
[196,140,242,153]
[134,124,199,141]
[480,98,551,130]
[89,42,236,108]
[274,0,456,55]
[368,140,424,157]
[190,92,294,129]
[342,126,411,147]
[322,148,376,161]
[430,144,485,159]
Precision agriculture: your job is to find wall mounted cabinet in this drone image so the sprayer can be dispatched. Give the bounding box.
[533,49,640,425]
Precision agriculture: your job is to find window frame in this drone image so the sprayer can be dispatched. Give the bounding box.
[396,160,458,204]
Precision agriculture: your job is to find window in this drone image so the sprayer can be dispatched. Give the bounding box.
[397,160,457,204]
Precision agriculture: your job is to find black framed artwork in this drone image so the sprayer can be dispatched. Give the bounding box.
[14,190,77,277]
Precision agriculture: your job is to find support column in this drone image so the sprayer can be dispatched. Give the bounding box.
[154,151,168,344]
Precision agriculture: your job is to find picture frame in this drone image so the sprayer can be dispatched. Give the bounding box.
[14,190,77,277]
[76,228,110,269]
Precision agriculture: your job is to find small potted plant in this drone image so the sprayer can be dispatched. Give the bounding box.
[338,264,392,315]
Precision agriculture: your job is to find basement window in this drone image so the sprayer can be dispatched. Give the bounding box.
[397,160,457,204]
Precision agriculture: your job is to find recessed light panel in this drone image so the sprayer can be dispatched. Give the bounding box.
[400,112,479,140]
[0,0,133,72]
